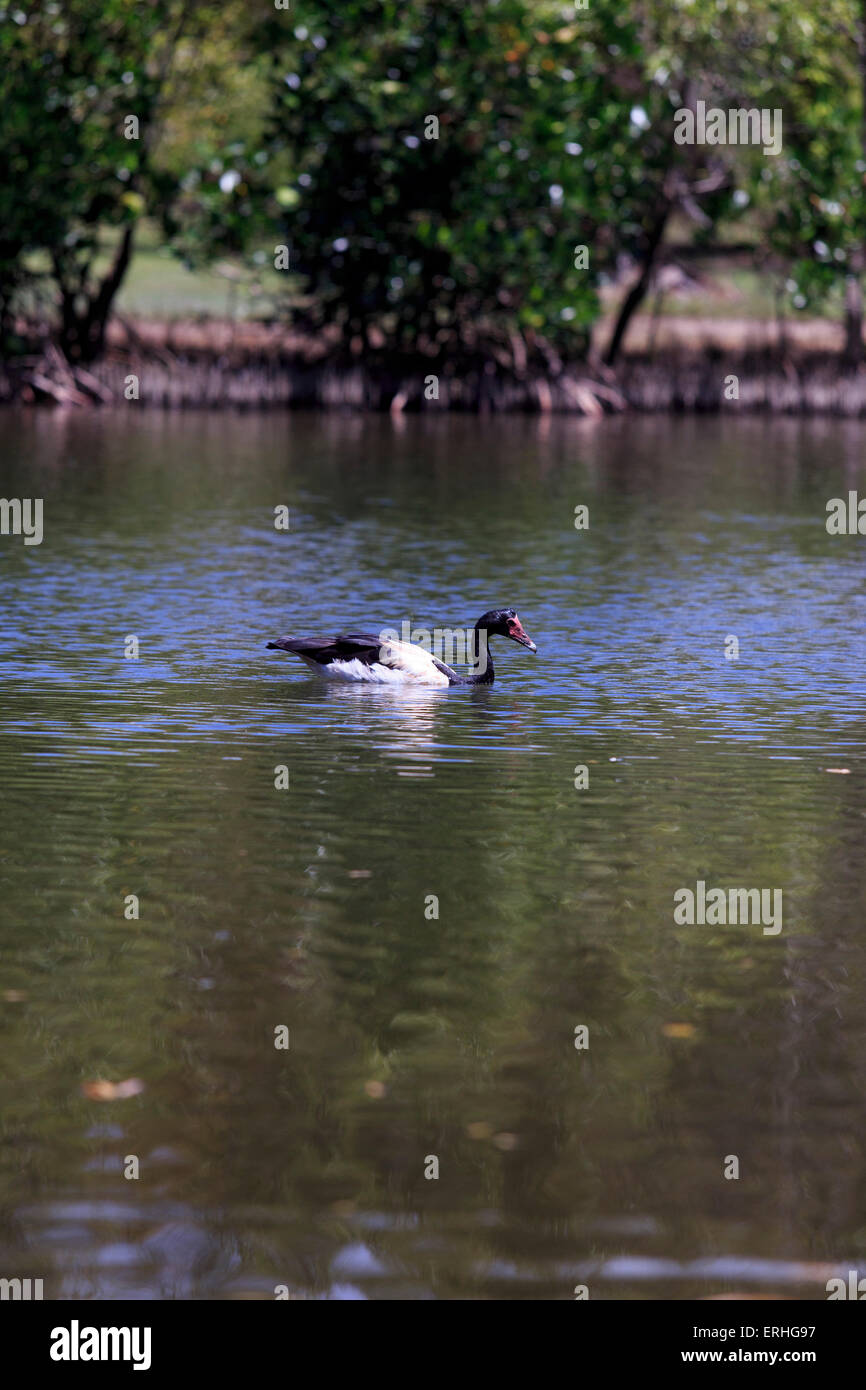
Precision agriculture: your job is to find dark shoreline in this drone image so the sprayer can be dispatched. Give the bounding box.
[4,340,866,415]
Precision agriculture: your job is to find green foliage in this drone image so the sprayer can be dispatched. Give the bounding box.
[0,1,239,355]
[1,0,866,361]
[0,5,158,329]
[154,15,273,270]
[640,0,865,313]
[252,0,654,357]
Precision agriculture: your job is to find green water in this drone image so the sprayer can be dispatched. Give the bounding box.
[1,409,865,1299]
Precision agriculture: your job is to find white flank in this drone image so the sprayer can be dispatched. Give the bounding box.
[304,639,451,687]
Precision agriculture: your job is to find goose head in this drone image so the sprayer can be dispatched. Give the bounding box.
[475,608,537,653]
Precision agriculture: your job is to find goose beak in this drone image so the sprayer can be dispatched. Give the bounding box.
[508,619,537,653]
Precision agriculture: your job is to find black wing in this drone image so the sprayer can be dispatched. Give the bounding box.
[266,633,384,667]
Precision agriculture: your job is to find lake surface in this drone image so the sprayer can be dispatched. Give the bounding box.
[1,408,865,1300]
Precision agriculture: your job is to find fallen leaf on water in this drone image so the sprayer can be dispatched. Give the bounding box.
[467,1122,493,1140]
[662,1022,696,1039]
[81,1078,145,1102]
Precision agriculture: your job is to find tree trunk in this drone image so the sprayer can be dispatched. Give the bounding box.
[604,196,673,367]
[57,225,135,363]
